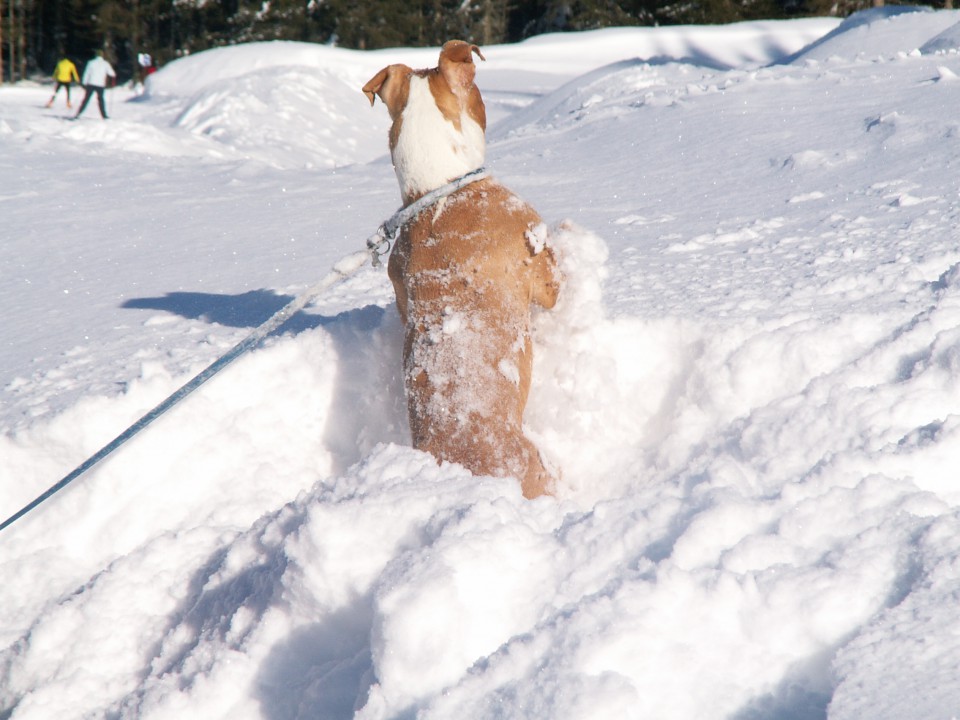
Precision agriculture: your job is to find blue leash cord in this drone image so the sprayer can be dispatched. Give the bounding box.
[0,250,370,534]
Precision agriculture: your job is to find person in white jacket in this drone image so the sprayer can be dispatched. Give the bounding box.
[74,50,116,120]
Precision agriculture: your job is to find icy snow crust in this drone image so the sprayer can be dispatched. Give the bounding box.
[3,9,960,719]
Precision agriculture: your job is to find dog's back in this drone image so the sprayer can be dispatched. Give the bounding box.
[364,41,561,498]
[389,180,559,496]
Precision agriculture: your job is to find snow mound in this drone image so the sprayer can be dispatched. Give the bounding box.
[485,19,837,74]
[145,41,367,99]
[920,18,960,54]
[790,7,960,63]
[171,65,386,168]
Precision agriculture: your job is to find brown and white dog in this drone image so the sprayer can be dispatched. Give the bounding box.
[363,40,561,498]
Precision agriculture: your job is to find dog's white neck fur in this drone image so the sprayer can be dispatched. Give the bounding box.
[392,75,485,201]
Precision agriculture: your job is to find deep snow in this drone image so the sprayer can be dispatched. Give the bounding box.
[3,9,960,719]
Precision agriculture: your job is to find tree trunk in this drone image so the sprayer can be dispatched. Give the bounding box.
[482,0,492,45]
[17,0,25,80]
[7,0,14,82]
[131,0,139,83]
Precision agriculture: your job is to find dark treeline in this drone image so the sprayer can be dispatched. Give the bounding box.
[0,0,947,84]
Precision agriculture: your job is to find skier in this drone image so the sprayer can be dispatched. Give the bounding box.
[137,52,156,82]
[74,50,116,121]
[46,57,80,109]
[134,52,157,96]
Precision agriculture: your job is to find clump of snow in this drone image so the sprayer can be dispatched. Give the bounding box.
[524,221,549,254]
[3,12,960,720]
[935,64,960,81]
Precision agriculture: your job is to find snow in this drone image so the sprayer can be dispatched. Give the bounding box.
[3,8,960,719]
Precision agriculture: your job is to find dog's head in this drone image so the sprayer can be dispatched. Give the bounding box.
[362,40,485,119]
[363,41,487,202]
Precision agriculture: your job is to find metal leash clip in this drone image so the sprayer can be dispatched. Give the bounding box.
[366,225,393,268]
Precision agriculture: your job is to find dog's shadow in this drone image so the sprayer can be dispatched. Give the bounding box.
[122,287,409,477]
[122,289,324,334]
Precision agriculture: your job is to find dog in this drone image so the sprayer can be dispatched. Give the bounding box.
[363,40,561,499]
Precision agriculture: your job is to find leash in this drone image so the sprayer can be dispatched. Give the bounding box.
[367,166,488,266]
[0,166,489,535]
[0,251,369,535]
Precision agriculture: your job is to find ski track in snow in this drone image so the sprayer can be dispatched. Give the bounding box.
[3,10,960,720]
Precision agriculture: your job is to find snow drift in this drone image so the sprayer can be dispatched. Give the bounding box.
[3,10,960,720]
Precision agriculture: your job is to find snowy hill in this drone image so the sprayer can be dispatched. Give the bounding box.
[3,9,960,719]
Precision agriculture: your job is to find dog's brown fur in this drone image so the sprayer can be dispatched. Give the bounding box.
[363,41,560,498]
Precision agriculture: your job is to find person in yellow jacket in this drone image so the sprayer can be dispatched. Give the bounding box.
[46,57,80,109]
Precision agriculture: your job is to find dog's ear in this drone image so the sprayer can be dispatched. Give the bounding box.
[438,40,485,93]
[362,64,412,118]
[439,40,485,66]
[362,67,390,107]
[436,40,487,130]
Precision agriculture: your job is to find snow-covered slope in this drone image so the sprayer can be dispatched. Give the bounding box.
[3,10,960,719]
